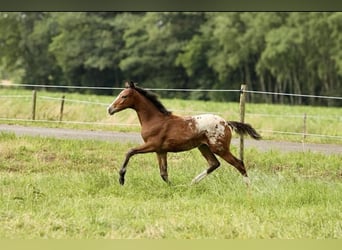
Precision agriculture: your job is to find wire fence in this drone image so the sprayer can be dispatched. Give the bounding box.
[244,89,342,100]
[1,83,341,142]
[2,82,342,99]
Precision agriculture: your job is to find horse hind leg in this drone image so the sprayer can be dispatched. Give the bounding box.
[217,151,251,186]
[191,144,220,185]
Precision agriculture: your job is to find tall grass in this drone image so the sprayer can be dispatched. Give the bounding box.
[0,132,341,239]
[0,87,341,143]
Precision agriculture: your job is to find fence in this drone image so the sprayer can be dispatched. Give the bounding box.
[1,82,341,158]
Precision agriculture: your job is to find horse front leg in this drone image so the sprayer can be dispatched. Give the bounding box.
[157,152,170,184]
[119,149,134,185]
[119,143,156,185]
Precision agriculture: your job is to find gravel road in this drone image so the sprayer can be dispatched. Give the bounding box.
[0,124,341,155]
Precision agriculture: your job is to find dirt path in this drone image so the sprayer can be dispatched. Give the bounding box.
[0,124,341,155]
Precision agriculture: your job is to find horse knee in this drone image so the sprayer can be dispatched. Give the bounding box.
[126,149,135,158]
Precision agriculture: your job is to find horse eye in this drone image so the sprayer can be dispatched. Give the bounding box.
[121,95,128,99]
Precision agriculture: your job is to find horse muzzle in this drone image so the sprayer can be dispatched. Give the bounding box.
[107,106,118,115]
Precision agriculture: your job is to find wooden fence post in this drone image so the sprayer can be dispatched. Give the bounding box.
[59,95,65,122]
[302,113,307,150]
[32,90,37,120]
[239,84,247,161]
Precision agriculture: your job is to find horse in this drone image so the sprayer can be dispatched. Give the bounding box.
[107,81,261,186]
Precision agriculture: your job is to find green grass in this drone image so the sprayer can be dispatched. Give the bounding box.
[0,87,341,143]
[0,132,341,239]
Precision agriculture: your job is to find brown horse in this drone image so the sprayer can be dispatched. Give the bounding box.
[107,81,261,186]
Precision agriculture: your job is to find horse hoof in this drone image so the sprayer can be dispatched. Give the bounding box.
[243,176,251,187]
[119,177,125,185]
[190,180,197,185]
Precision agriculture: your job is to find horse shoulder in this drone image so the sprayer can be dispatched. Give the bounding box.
[140,114,179,142]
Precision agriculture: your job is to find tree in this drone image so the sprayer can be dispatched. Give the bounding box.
[0,12,340,105]
[0,12,61,85]
[119,12,205,98]
[177,13,286,101]
[257,12,342,105]
[48,12,124,93]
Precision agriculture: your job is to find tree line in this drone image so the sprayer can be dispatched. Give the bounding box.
[0,12,341,106]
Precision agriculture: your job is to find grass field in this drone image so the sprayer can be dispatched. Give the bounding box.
[0,87,341,144]
[0,132,341,239]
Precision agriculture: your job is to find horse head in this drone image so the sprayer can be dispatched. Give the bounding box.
[107,81,137,115]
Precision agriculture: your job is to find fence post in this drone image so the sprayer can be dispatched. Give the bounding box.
[32,90,37,120]
[239,84,247,161]
[302,113,307,150]
[59,95,65,122]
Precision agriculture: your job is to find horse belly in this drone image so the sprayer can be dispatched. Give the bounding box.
[161,131,204,152]
[159,119,205,152]
[162,139,202,152]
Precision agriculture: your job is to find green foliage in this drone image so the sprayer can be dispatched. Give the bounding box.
[256,13,342,105]
[48,12,124,88]
[0,12,341,105]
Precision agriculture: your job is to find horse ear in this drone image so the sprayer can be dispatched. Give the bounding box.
[125,81,136,89]
[130,81,136,88]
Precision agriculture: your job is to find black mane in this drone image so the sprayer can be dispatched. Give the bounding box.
[129,82,172,116]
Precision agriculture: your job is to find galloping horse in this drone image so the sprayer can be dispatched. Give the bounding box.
[107,81,261,186]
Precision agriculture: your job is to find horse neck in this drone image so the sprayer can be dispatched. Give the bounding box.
[133,93,166,127]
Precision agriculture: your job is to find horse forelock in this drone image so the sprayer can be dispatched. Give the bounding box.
[133,85,172,116]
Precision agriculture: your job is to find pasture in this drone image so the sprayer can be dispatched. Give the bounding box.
[0,87,341,239]
[0,132,341,239]
[0,87,341,144]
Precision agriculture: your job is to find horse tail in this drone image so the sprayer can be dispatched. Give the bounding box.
[227,121,262,140]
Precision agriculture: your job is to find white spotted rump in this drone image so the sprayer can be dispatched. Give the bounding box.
[192,114,227,145]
